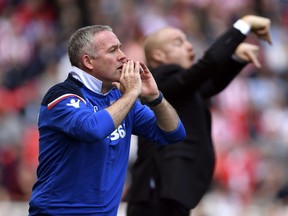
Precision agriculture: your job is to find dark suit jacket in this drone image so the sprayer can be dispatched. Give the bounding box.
[126,27,247,209]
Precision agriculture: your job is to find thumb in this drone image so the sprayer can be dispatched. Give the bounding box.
[112,82,120,90]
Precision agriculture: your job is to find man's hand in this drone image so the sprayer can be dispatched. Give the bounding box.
[108,60,143,128]
[241,15,272,45]
[234,43,261,68]
[112,60,142,97]
[138,61,160,103]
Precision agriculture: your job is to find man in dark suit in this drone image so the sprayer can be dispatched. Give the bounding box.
[126,15,272,216]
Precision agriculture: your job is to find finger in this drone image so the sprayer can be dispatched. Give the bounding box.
[134,61,144,74]
[129,60,135,74]
[140,62,148,72]
[256,29,272,45]
[257,27,270,34]
[134,61,141,73]
[259,34,272,45]
[246,51,261,68]
[139,61,150,75]
[139,61,148,70]
[125,60,133,75]
[121,63,127,77]
[266,31,272,45]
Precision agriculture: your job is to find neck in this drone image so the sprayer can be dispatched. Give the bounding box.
[101,83,113,94]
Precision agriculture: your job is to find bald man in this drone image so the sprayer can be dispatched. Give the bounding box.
[126,15,272,216]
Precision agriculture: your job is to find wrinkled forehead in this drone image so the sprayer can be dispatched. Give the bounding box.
[95,30,121,50]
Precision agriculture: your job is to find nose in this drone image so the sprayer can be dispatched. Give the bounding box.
[118,50,127,62]
[186,41,193,51]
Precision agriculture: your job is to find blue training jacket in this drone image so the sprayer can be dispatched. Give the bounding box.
[29,68,185,216]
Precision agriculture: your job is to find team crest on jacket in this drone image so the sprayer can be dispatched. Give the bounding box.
[67,99,80,108]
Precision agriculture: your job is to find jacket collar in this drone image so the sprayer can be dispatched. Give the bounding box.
[69,66,106,95]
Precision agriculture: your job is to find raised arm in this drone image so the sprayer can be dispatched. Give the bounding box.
[106,60,142,128]
[139,61,181,132]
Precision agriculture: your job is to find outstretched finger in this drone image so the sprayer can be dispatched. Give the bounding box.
[256,29,272,45]
[246,50,261,68]
[265,31,272,45]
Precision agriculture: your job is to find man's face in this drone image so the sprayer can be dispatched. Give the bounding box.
[90,30,127,85]
[158,28,195,69]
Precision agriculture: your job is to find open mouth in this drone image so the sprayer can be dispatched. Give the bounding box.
[189,53,195,62]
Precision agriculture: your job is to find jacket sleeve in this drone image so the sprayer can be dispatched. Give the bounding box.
[39,95,115,143]
[131,100,186,145]
[40,78,115,143]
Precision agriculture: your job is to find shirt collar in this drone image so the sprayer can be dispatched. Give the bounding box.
[70,66,105,95]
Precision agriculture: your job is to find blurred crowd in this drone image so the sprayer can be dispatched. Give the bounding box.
[0,0,288,215]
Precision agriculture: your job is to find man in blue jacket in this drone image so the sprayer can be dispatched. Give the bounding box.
[28,25,186,216]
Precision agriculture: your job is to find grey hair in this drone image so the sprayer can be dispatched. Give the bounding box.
[68,25,113,67]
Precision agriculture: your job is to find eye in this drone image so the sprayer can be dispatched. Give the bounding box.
[109,44,122,53]
[109,47,116,53]
[173,39,183,46]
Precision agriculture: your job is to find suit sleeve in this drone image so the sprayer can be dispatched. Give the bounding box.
[203,27,246,64]
[199,57,247,98]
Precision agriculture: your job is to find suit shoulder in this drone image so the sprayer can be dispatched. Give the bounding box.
[153,64,183,78]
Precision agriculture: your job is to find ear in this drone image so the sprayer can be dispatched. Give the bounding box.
[151,49,166,63]
[81,55,93,70]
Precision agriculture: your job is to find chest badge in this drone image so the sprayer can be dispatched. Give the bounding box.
[67,99,80,108]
